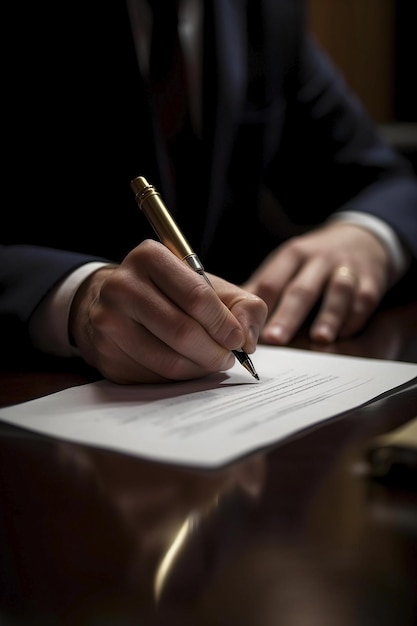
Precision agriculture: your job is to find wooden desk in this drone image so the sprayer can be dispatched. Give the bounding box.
[1,302,416,625]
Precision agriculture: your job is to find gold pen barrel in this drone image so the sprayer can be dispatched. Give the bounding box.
[131,176,195,262]
[130,175,259,380]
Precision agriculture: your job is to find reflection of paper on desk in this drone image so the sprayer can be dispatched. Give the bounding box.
[0,346,416,468]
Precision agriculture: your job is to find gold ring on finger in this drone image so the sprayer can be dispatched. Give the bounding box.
[335,265,356,281]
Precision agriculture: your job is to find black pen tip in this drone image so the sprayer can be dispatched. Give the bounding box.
[243,358,259,380]
[232,350,259,379]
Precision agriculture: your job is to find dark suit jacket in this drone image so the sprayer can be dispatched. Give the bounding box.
[2,0,417,356]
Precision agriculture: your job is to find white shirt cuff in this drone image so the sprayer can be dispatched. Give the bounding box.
[327,211,411,285]
[29,262,110,357]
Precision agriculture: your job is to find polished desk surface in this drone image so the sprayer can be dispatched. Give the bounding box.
[1,302,416,626]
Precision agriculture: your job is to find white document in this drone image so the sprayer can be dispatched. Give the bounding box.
[0,346,416,467]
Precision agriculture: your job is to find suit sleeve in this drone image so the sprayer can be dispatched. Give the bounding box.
[0,245,109,359]
[265,35,417,262]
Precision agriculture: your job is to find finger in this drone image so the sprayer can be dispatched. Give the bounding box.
[310,265,358,343]
[261,258,329,344]
[210,275,268,352]
[243,243,304,317]
[96,273,236,377]
[232,295,268,353]
[338,274,382,338]
[143,296,238,371]
[128,242,245,351]
[89,308,235,383]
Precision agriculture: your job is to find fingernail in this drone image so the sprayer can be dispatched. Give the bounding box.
[264,324,287,344]
[311,324,334,343]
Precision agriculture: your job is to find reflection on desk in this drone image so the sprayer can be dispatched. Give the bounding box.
[0,301,417,625]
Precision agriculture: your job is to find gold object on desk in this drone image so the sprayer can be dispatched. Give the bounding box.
[367,416,417,484]
[130,175,259,380]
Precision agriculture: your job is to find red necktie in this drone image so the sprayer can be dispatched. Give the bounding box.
[148,1,189,145]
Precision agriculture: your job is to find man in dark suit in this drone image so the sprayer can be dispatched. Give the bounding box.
[2,0,417,383]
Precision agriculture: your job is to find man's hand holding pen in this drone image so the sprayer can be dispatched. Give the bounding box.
[68,240,267,384]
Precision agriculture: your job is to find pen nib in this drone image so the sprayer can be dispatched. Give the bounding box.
[233,350,259,380]
[244,362,260,381]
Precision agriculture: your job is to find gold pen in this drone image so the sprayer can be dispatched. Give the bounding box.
[130,175,259,380]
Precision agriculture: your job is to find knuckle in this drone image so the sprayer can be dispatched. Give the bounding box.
[188,281,231,335]
[186,279,213,311]
[251,280,278,308]
[246,295,269,325]
[284,236,305,258]
[356,286,380,311]
[285,282,316,304]
[137,238,160,258]
[332,276,356,295]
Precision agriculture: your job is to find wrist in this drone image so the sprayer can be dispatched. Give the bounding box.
[69,265,117,354]
[29,262,110,357]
